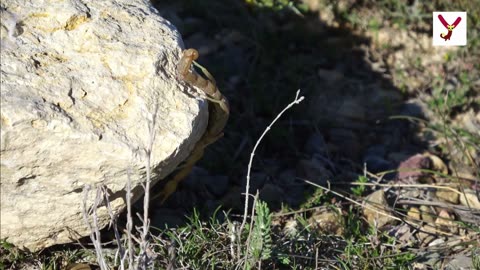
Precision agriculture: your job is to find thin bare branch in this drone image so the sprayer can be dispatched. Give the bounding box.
[240,90,305,233]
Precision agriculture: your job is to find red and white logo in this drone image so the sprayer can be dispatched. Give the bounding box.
[432,12,467,46]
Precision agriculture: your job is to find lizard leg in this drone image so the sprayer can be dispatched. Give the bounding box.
[153,145,205,204]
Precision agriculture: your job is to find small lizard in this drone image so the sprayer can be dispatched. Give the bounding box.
[153,48,230,203]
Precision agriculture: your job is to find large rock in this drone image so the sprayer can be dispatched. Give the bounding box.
[0,0,208,251]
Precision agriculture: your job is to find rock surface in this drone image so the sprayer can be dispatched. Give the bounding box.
[0,0,207,251]
[363,189,396,228]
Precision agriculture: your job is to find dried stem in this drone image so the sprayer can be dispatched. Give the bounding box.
[126,170,134,270]
[82,185,108,270]
[139,109,157,269]
[240,90,304,234]
[102,185,125,270]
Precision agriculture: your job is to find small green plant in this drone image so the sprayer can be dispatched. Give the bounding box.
[245,0,307,15]
[301,187,326,209]
[473,248,480,270]
[428,71,472,116]
[369,18,381,44]
[351,175,369,197]
[278,253,291,265]
[157,208,233,269]
[337,217,416,269]
[246,199,273,269]
[0,239,27,269]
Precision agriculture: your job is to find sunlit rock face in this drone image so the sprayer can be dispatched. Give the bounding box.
[0,0,207,251]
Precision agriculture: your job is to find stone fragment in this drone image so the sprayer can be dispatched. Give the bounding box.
[363,189,396,228]
[416,224,439,246]
[297,158,332,186]
[445,254,475,270]
[309,208,344,236]
[436,189,459,204]
[364,155,392,173]
[400,98,433,119]
[457,109,480,136]
[416,251,442,268]
[392,224,414,245]
[424,153,448,175]
[459,189,480,210]
[283,219,299,236]
[407,207,421,222]
[419,205,436,224]
[396,154,432,183]
[435,210,458,234]
[428,238,445,247]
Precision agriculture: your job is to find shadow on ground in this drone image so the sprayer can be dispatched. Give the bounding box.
[143,0,429,223]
